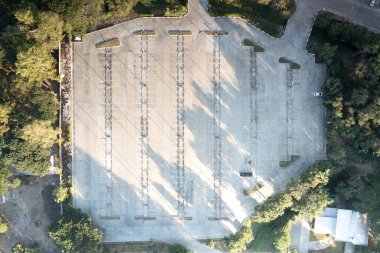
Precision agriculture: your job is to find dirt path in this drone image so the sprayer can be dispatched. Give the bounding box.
[0,175,60,253]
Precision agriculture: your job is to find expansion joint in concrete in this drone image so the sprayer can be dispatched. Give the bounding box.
[139,34,150,217]
[176,34,186,217]
[212,34,222,218]
[104,47,114,217]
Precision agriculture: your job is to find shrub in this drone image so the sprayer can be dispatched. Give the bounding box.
[225,219,254,253]
[12,243,40,253]
[0,216,8,234]
[53,183,69,203]
[168,243,192,253]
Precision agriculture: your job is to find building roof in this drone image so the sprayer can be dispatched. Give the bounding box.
[335,209,368,245]
[314,217,336,235]
[323,207,338,217]
[314,208,368,246]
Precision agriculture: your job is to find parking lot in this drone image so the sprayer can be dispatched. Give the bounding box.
[71,0,325,242]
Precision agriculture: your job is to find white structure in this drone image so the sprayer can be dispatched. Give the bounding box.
[314,208,369,245]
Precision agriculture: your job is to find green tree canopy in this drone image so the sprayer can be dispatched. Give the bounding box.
[168,243,193,253]
[12,243,40,253]
[291,188,333,219]
[3,139,51,175]
[225,219,254,253]
[33,12,63,51]
[15,46,57,84]
[0,215,8,234]
[53,183,69,203]
[21,120,58,149]
[0,104,12,136]
[252,192,293,223]
[49,208,103,253]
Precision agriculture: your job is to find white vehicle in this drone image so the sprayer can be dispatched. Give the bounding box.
[313,92,323,97]
[370,0,376,7]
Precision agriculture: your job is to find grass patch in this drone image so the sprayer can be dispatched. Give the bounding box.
[309,241,344,253]
[96,38,121,48]
[242,39,265,52]
[355,246,374,253]
[247,222,276,252]
[309,231,331,241]
[243,182,264,195]
[279,155,301,168]
[208,0,295,37]
[67,0,188,34]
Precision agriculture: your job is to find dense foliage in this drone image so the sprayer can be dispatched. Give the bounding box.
[251,163,333,252]
[307,12,380,247]
[168,243,193,253]
[49,208,103,253]
[225,219,254,253]
[208,0,295,37]
[0,215,8,234]
[0,1,61,179]
[12,243,41,253]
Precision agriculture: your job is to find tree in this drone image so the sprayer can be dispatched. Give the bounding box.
[319,43,337,65]
[0,215,8,234]
[225,219,253,253]
[33,12,63,51]
[336,170,369,201]
[53,183,69,203]
[291,188,333,219]
[0,161,21,195]
[30,90,59,121]
[252,192,293,223]
[168,244,193,253]
[4,139,51,175]
[15,45,57,84]
[21,120,58,149]
[14,8,36,28]
[49,208,103,253]
[272,214,295,253]
[288,165,330,201]
[12,243,40,253]
[0,104,12,136]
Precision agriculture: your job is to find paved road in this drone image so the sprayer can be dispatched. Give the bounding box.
[303,0,380,34]
[283,0,380,50]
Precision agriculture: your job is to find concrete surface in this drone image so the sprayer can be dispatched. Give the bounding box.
[71,0,326,243]
[308,237,335,250]
[344,242,356,253]
[291,220,311,253]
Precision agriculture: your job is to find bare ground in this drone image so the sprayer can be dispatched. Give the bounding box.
[0,175,60,253]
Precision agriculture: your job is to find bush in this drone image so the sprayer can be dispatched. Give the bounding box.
[12,243,40,253]
[168,243,192,253]
[252,192,293,223]
[206,239,215,249]
[53,183,69,203]
[0,216,8,234]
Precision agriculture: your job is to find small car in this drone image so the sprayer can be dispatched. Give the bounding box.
[370,0,376,7]
[240,172,253,177]
[313,92,323,97]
